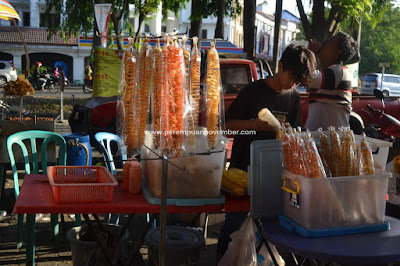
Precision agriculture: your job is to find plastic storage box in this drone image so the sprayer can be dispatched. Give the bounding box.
[141,133,227,199]
[47,166,118,203]
[281,169,391,229]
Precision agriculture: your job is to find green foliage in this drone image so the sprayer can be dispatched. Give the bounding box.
[359,5,400,75]
[189,0,241,21]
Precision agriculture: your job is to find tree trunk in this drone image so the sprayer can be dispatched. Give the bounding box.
[243,0,256,60]
[135,14,145,43]
[190,0,202,38]
[214,0,225,39]
[111,13,123,50]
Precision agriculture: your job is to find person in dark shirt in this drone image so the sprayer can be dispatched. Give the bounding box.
[217,45,317,260]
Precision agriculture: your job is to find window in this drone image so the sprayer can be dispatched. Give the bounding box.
[201,29,207,39]
[383,76,388,82]
[161,26,167,33]
[387,77,399,83]
[363,75,378,82]
[144,24,150,33]
[40,13,60,27]
[23,12,30,27]
[220,66,251,94]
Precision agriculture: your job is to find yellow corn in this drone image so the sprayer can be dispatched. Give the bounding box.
[330,127,341,177]
[222,170,245,196]
[320,131,334,176]
[361,139,375,175]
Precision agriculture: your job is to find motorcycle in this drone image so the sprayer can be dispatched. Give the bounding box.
[362,89,400,162]
[82,79,93,94]
[30,73,60,93]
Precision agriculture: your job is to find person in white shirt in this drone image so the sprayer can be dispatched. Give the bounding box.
[305,32,359,131]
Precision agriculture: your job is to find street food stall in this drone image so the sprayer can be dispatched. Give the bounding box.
[10,30,400,266]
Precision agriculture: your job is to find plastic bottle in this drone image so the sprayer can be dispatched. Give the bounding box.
[122,163,131,191]
[129,161,142,194]
[258,108,281,131]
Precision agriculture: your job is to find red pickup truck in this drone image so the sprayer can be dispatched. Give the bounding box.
[222,59,400,132]
[74,58,400,146]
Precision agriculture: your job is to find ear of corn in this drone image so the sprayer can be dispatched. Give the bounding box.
[361,137,375,175]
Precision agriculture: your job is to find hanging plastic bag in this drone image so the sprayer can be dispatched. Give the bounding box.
[218,215,257,266]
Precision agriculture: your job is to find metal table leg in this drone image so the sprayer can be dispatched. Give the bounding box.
[127,213,156,265]
[82,214,114,266]
[25,214,36,266]
[159,155,168,266]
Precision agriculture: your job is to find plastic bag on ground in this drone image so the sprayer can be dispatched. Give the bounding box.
[218,215,257,266]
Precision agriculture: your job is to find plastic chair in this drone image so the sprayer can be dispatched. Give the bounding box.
[7,130,81,249]
[95,132,127,224]
[94,132,127,175]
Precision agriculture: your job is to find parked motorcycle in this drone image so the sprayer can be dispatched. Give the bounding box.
[363,89,400,162]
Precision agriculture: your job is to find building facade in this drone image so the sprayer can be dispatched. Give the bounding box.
[0,0,89,83]
[0,1,302,83]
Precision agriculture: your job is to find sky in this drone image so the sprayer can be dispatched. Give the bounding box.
[257,0,312,17]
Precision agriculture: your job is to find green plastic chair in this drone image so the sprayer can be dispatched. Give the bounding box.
[7,130,81,252]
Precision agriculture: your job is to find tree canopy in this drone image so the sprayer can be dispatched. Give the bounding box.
[359,5,400,75]
[296,0,392,42]
[43,0,188,49]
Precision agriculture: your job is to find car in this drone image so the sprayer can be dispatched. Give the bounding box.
[360,73,400,96]
[0,61,18,87]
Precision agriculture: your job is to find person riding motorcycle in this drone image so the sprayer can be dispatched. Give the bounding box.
[32,62,47,90]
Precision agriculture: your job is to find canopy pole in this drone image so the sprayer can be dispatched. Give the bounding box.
[12,19,29,77]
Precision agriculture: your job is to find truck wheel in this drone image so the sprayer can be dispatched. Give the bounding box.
[383,91,389,96]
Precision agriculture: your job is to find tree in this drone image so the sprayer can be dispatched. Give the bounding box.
[243,0,256,59]
[359,6,400,75]
[214,0,225,38]
[44,0,188,49]
[188,0,241,38]
[296,0,392,42]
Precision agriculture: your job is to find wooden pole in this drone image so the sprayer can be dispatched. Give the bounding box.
[12,19,29,77]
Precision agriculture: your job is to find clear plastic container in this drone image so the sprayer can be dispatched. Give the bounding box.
[141,133,227,199]
[281,169,391,229]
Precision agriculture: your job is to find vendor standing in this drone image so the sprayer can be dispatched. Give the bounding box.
[225,45,316,172]
[305,31,359,131]
[217,45,317,259]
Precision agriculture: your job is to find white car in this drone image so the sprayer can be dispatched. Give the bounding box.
[0,61,18,86]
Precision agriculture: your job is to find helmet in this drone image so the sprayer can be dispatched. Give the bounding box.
[35,62,42,67]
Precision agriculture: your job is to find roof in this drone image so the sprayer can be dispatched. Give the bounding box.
[282,10,301,23]
[256,11,275,21]
[0,27,78,46]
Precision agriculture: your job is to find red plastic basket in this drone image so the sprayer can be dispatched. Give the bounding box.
[47,166,118,203]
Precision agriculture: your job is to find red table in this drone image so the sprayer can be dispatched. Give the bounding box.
[14,174,249,265]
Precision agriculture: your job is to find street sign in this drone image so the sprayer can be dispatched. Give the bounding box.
[379,63,390,68]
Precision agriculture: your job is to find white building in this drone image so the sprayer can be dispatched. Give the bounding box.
[255,4,301,60]
[0,0,302,84]
[0,0,90,83]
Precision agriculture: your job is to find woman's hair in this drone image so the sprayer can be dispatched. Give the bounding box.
[336,31,359,64]
[280,45,317,86]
